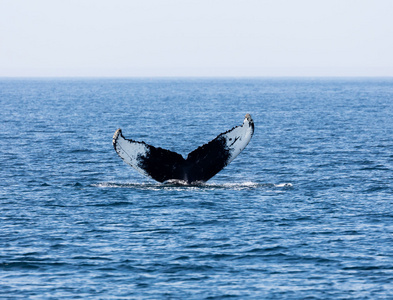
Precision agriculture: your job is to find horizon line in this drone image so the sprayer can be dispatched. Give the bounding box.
[1,75,393,79]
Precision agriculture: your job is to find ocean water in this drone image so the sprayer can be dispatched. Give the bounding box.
[1,78,393,299]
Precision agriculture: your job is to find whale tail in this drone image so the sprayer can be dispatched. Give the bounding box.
[113,114,254,184]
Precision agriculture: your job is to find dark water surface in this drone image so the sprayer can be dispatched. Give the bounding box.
[1,78,393,299]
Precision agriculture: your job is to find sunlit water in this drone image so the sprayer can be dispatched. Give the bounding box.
[1,78,393,299]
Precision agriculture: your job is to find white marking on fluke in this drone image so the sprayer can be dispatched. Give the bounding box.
[113,114,254,184]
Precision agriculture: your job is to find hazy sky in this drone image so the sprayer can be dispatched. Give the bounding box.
[1,0,392,77]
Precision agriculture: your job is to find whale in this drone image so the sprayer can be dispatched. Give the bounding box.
[113,114,254,184]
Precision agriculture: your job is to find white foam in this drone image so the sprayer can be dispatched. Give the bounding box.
[93,181,293,191]
[274,183,293,188]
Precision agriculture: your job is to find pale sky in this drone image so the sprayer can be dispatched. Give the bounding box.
[1,0,392,77]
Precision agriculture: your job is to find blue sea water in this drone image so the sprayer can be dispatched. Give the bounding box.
[1,78,393,299]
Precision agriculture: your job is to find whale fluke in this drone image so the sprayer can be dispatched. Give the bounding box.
[113,114,254,184]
